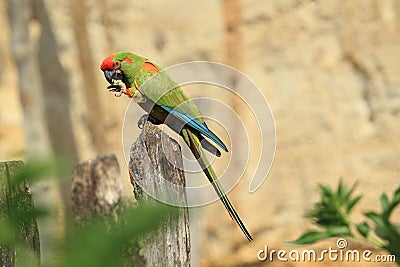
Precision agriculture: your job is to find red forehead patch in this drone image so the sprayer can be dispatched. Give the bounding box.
[100,54,114,70]
[142,62,159,73]
[123,57,132,63]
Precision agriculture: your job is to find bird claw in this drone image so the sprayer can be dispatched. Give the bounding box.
[137,114,149,129]
[107,80,126,97]
[107,84,122,95]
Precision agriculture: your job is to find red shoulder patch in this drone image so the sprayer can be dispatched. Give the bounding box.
[123,57,132,63]
[100,54,114,70]
[142,62,159,73]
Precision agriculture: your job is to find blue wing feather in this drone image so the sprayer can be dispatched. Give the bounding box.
[161,105,228,152]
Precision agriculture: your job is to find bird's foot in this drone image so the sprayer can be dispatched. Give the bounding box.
[107,79,126,97]
[137,114,149,129]
[137,114,162,129]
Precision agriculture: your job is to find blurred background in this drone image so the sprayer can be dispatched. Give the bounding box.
[0,0,399,266]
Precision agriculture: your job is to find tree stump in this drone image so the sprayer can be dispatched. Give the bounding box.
[71,154,123,223]
[71,154,146,266]
[129,122,191,267]
[0,161,40,267]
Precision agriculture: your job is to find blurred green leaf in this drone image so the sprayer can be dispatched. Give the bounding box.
[305,181,361,229]
[380,193,389,210]
[394,188,400,201]
[10,159,62,187]
[382,188,400,221]
[320,184,335,200]
[58,203,177,267]
[337,179,355,206]
[346,195,362,213]
[0,220,14,244]
[364,212,385,227]
[15,244,41,267]
[356,222,369,238]
[290,230,332,245]
[10,207,50,225]
[326,225,352,236]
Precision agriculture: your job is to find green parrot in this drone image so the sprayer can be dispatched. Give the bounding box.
[100,52,252,241]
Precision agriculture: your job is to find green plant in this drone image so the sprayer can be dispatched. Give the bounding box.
[291,180,400,264]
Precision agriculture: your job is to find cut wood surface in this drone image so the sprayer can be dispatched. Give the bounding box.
[130,122,191,267]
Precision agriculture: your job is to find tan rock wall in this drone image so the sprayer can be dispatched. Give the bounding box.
[0,0,398,266]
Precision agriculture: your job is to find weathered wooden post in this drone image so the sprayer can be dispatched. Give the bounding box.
[71,153,147,266]
[71,123,191,266]
[0,161,40,267]
[129,122,191,267]
[71,154,123,223]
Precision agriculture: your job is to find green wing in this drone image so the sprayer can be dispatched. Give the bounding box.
[136,65,205,123]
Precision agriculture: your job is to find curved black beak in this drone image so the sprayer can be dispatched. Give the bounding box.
[103,69,125,84]
[103,69,128,97]
[103,69,115,84]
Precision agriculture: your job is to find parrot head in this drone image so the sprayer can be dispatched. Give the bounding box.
[100,52,145,97]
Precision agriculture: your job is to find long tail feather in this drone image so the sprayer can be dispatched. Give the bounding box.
[182,128,253,241]
[199,136,221,157]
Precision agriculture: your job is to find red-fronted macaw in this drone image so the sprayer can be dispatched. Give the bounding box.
[100,52,252,241]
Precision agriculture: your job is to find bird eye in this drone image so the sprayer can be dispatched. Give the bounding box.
[113,61,121,69]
